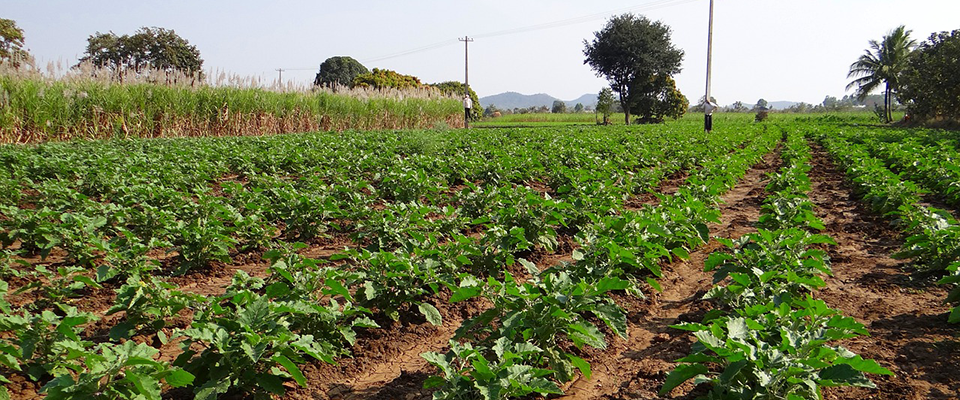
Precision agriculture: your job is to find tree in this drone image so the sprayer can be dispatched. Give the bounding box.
[728,101,748,112]
[846,25,916,123]
[583,13,684,124]
[900,29,960,122]
[484,104,501,117]
[753,98,769,111]
[432,81,481,121]
[822,95,839,110]
[596,87,615,124]
[78,27,203,78]
[573,103,585,113]
[352,68,423,89]
[551,100,567,114]
[631,75,687,122]
[313,56,368,87]
[0,18,32,68]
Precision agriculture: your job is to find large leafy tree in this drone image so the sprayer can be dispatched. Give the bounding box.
[0,18,32,68]
[900,29,960,122]
[631,75,687,123]
[846,25,916,123]
[583,13,683,124]
[79,27,203,77]
[313,56,368,87]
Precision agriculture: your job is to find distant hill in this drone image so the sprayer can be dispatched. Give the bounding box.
[480,92,598,110]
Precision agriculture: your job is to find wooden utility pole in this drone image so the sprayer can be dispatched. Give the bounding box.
[459,36,474,128]
[704,0,715,132]
[276,68,285,85]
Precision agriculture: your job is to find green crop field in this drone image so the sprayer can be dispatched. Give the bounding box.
[0,115,956,399]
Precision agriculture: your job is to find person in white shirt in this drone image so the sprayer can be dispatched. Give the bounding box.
[704,99,717,132]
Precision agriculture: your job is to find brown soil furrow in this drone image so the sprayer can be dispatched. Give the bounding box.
[625,168,690,210]
[807,145,959,400]
[289,296,490,400]
[560,150,779,399]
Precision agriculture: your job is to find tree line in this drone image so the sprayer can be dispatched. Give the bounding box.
[847,25,960,124]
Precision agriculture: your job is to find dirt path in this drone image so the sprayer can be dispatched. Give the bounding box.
[807,145,959,400]
[559,150,780,399]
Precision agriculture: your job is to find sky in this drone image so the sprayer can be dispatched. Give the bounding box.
[6,0,960,106]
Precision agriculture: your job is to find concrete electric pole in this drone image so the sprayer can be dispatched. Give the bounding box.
[704,0,715,132]
[460,36,474,129]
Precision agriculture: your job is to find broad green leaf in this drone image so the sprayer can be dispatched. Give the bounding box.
[568,354,592,380]
[165,368,195,388]
[124,371,161,400]
[596,276,630,293]
[718,359,747,384]
[817,364,876,388]
[423,375,447,389]
[325,279,351,301]
[272,354,307,387]
[837,356,894,375]
[329,252,350,261]
[518,258,539,275]
[660,364,708,395]
[450,286,482,302]
[258,373,286,395]
[418,303,443,326]
[593,303,628,339]
[528,378,563,394]
[72,275,102,289]
[726,318,749,340]
[646,277,662,292]
[568,322,606,349]
[194,378,231,400]
[671,247,690,260]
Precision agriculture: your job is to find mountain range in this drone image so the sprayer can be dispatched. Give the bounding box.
[479,92,597,110]
[479,92,802,111]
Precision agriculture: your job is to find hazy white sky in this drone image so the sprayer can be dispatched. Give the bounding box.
[6,0,960,105]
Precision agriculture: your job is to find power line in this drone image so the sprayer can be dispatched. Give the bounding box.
[473,0,699,39]
[278,0,699,71]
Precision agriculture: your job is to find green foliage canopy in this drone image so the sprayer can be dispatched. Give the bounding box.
[0,18,32,67]
[846,25,916,123]
[313,56,368,87]
[78,27,204,77]
[352,68,424,90]
[583,13,683,125]
[551,100,567,114]
[900,29,960,122]
[630,75,687,123]
[596,87,615,123]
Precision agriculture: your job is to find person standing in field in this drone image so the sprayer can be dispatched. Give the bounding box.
[463,95,473,128]
[704,99,717,132]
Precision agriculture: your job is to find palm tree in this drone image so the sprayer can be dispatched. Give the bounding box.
[846,25,916,123]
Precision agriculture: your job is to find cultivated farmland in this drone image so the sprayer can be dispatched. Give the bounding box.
[0,115,957,399]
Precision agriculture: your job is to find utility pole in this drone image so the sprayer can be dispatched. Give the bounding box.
[703,0,715,132]
[459,36,474,129]
[276,68,285,86]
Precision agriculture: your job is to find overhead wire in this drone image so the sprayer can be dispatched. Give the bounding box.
[281,0,700,71]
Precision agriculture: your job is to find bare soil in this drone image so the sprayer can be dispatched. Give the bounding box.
[808,145,959,400]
